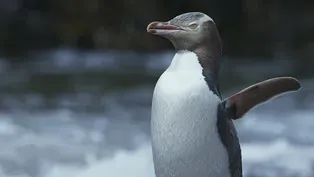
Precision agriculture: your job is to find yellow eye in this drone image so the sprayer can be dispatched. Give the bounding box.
[188,24,198,29]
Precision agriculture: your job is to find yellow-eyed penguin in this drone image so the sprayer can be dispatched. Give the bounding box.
[147,12,301,177]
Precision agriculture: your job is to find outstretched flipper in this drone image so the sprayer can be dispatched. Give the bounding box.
[222,77,301,120]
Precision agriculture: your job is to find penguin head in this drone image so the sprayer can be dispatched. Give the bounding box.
[147,12,219,51]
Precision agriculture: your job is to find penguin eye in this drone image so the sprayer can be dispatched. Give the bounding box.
[188,23,198,29]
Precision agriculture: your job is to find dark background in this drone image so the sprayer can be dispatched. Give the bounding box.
[1,1,313,60]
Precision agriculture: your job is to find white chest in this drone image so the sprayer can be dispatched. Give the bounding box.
[151,51,230,177]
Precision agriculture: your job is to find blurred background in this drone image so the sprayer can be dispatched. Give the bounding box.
[0,0,313,177]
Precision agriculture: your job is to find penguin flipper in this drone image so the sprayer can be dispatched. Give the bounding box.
[223,77,301,120]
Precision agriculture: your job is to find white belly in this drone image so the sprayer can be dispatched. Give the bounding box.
[150,51,231,177]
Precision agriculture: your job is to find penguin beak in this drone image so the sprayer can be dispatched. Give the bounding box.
[147,21,183,36]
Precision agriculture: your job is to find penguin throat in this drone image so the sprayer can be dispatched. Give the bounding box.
[168,50,203,71]
[167,50,221,98]
[170,42,221,81]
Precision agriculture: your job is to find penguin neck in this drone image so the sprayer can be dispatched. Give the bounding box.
[169,48,220,71]
[192,32,222,98]
[194,44,222,98]
[193,44,221,82]
[167,49,222,98]
[168,50,203,71]
[171,27,222,82]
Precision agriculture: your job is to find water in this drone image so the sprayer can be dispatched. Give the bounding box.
[0,48,313,177]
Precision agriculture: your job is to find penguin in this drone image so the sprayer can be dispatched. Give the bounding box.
[147,12,301,177]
